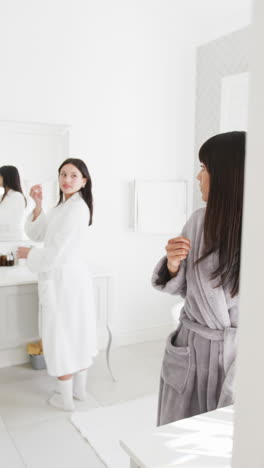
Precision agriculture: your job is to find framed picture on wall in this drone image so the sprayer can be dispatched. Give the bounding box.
[134,179,188,234]
[220,72,249,132]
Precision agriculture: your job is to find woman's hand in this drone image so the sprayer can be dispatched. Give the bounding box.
[30,185,43,221]
[30,185,43,207]
[16,247,31,259]
[166,236,191,277]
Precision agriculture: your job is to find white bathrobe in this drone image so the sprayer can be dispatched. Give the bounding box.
[25,192,97,377]
[0,189,25,240]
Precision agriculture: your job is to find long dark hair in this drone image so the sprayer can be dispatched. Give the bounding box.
[0,165,27,206]
[197,131,246,297]
[57,158,93,225]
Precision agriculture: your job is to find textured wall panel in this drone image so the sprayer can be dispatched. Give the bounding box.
[193,28,250,209]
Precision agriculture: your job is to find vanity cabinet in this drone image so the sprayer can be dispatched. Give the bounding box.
[0,271,113,370]
[0,283,38,367]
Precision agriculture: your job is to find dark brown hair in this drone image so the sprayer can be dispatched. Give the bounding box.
[57,158,93,225]
[197,131,246,297]
[0,165,27,206]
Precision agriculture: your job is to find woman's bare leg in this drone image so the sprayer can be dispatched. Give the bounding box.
[58,374,72,380]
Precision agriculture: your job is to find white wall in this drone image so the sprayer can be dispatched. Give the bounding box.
[0,0,252,345]
[232,0,264,465]
[187,0,251,45]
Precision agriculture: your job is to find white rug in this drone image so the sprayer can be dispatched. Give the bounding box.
[70,394,157,468]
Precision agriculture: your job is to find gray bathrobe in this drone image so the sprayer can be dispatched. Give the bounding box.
[152,207,238,426]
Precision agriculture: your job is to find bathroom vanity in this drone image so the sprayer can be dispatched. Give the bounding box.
[0,263,115,378]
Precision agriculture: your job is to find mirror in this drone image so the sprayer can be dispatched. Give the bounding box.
[0,121,70,244]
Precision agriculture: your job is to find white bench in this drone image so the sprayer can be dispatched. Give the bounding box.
[120,405,234,468]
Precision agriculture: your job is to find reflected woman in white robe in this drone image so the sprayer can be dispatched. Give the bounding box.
[0,166,27,240]
[17,159,97,411]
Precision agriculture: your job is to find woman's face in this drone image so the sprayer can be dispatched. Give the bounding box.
[0,175,3,188]
[59,164,87,198]
[197,162,210,202]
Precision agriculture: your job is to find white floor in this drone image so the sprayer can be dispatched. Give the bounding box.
[0,340,165,468]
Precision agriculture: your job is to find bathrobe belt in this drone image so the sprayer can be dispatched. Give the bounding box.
[180,315,237,376]
[181,316,235,341]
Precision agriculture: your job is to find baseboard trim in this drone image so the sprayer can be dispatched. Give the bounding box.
[111,322,173,348]
[0,345,29,368]
[0,323,174,367]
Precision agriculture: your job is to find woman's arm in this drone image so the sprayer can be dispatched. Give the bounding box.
[151,218,192,297]
[32,205,42,222]
[151,255,187,297]
[24,210,47,242]
[24,184,47,242]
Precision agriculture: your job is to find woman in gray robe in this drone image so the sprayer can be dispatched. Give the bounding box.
[152,131,246,426]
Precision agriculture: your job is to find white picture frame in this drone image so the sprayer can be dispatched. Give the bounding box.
[134,179,188,234]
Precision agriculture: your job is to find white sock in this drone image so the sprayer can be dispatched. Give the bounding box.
[49,378,75,411]
[73,370,88,401]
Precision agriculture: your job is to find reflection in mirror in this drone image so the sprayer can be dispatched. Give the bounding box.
[0,165,27,241]
[0,121,69,247]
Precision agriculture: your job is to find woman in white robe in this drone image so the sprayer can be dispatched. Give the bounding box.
[17,158,97,411]
[0,166,26,240]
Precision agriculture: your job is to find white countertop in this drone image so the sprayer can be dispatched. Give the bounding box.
[0,264,113,287]
[120,406,234,468]
[0,264,37,286]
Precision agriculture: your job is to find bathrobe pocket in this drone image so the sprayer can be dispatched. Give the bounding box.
[161,331,191,394]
